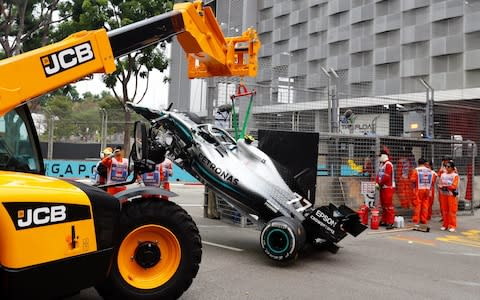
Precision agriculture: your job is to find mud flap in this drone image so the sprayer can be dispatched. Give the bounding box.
[304,204,367,244]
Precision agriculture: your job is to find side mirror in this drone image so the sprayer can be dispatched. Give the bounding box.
[133,121,148,161]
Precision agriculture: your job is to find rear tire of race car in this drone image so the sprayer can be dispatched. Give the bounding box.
[96,199,202,300]
[260,216,306,262]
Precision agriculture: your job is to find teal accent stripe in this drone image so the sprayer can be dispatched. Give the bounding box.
[172,119,193,141]
[266,228,290,254]
[193,162,242,196]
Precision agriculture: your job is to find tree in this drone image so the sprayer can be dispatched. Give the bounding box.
[0,1,62,139]
[0,0,62,57]
[56,0,172,153]
[42,95,76,140]
[39,91,128,142]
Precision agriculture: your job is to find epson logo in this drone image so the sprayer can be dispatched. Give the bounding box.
[315,210,337,227]
[17,205,66,228]
[41,42,95,77]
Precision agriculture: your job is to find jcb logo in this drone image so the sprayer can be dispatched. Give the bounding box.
[41,42,94,77]
[3,202,91,230]
[17,205,67,228]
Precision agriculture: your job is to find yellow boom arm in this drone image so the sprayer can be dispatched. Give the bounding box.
[0,0,260,116]
[174,1,260,78]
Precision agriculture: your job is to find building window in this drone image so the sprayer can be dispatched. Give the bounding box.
[277,77,294,103]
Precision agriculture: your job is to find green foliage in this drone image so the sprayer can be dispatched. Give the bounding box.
[1,1,172,150]
[55,0,173,152]
[56,0,172,104]
[43,95,76,139]
[44,95,73,118]
[0,1,60,56]
[39,91,140,141]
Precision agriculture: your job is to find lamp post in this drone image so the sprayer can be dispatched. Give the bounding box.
[321,67,331,133]
[47,115,54,160]
[419,78,434,139]
[100,108,108,151]
[321,66,339,133]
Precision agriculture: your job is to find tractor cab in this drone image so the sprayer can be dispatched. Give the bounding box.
[0,105,43,174]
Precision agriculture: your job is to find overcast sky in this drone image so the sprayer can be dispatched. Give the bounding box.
[74,45,171,111]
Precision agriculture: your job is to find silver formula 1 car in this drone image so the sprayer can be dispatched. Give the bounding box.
[129,103,367,261]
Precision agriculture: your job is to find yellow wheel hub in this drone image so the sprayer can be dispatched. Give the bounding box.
[117,224,181,289]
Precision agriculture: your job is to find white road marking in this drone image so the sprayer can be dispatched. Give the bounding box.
[445,280,480,287]
[437,251,480,257]
[202,241,244,252]
[178,204,204,207]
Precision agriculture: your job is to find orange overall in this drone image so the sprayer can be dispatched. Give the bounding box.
[376,160,395,225]
[438,172,459,230]
[102,156,128,195]
[396,156,415,208]
[142,159,173,199]
[411,166,435,224]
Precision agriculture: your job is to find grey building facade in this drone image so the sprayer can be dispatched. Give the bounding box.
[257,0,480,94]
[169,0,480,134]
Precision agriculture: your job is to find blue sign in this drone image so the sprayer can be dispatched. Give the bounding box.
[44,159,199,183]
[44,160,97,179]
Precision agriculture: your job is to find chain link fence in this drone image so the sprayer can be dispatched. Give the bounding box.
[203,58,479,223]
[33,108,142,159]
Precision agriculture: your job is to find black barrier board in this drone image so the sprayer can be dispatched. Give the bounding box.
[258,130,319,204]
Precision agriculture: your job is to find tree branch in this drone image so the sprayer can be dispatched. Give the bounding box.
[110,86,123,106]
[117,59,126,83]
[21,3,67,45]
[131,70,140,100]
[125,54,134,83]
[136,72,150,104]
[13,1,28,55]
[0,3,14,56]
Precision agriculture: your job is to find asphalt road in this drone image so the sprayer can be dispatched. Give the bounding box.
[69,185,480,300]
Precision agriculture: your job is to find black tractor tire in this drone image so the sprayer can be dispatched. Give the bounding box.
[260,216,306,262]
[96,200,202,300]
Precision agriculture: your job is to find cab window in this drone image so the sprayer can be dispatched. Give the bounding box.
[0,107,42,173]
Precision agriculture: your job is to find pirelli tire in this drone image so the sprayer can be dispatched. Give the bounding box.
[96,199,202,300]
[260,216,306,262]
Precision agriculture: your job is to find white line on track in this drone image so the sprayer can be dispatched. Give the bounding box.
[202,241,244,252]
[437,251,480,257]
[445,280,480,287]
[178,204,204,207]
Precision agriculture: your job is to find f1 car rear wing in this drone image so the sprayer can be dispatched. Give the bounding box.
[0,0,260,116]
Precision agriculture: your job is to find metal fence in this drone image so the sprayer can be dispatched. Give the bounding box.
[315,134,476,216]
[203,62,479,223]
[33,108,142,159]
[205,132,476,226]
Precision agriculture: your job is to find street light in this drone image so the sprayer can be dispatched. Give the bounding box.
[100,108,108,151]
[419,78,434,138]
[321,66,339,133]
